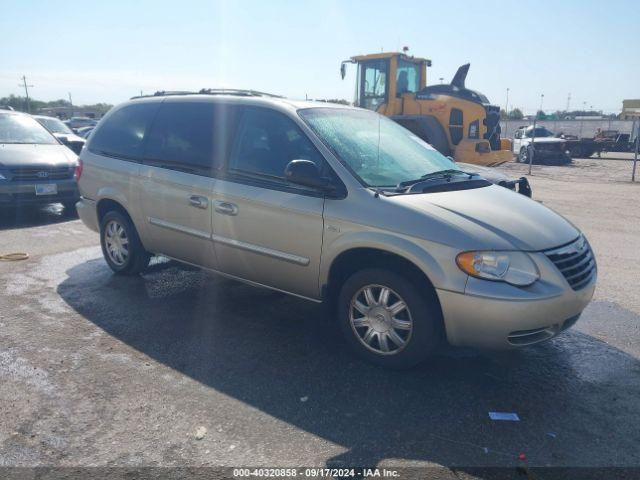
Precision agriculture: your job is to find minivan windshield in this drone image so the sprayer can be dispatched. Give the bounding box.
[299,108,459,188]
[0,113,59,144]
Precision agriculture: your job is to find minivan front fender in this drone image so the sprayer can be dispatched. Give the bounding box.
[320,230,468,295]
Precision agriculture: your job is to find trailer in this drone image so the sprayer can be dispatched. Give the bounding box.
[564,131,635,158]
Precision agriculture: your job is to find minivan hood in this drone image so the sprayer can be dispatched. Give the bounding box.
[390,184,578,251]
[0,143,77,168]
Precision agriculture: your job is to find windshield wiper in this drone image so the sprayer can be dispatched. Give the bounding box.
[397,169,476,189]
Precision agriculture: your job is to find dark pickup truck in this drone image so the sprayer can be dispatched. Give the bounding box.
[563,130,636,158]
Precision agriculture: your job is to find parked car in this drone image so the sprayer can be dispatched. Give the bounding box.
[34,115,86,154]
[561,130,636,158]
[0,110,79,210]
[76,126,95,139]
[76,92,596,368]
[64,116,97,132]
[512,126,571,165]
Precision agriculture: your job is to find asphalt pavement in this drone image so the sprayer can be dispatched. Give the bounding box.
[1,159,639,477]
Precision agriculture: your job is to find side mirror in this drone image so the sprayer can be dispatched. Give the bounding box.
[285,160,332,191]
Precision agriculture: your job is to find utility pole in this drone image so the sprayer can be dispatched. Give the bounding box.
[19,75,34,113]
[68,92,73,119]
[566,93,571,112]
[579,101,587,138]
[633,119,638,182]
[528,94,544,175]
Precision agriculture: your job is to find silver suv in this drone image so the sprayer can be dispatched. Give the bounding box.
[76,92,596,368]
[0,110,79,209]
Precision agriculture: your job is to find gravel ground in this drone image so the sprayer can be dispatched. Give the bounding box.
[0,157,639,478]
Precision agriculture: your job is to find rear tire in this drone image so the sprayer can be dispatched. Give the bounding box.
[100,210,150,275]
[337,268,441,368]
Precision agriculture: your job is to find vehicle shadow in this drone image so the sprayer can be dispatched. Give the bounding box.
[57,259,640,470]
[0,203,78,230]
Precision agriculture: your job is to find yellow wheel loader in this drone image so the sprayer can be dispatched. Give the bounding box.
[340,52,513,166]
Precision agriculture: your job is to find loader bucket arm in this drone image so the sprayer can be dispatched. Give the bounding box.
[451,63,470,88]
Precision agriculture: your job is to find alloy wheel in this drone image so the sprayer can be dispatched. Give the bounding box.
[349,284,413,355]
[104,219,129,266]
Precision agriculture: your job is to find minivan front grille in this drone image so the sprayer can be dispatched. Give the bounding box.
[9,166,74,181]
[545,236,596,290]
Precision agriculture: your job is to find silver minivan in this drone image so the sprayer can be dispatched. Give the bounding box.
[76,92,596,368]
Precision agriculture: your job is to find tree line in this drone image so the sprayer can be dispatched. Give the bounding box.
[0,94,112,116]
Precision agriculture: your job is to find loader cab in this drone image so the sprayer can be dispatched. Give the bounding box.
[341,51,513,166]
[342,52,429,114]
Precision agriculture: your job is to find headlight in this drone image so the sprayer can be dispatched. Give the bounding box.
[456,251,539,286]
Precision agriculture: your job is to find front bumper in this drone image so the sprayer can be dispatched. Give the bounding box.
[0,179,79,206]
[530,148,571,165]
[436,251,596,349]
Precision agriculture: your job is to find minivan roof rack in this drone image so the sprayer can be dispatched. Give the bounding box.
[199,88,283,98]
[131,89,283,100]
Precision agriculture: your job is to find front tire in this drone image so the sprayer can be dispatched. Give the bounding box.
[518,147,528,163]
[337,268,441,368]
[100,210,150,275]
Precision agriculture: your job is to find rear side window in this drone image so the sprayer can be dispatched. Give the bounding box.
[144,102,228,174]
[229,107,323,179]
[89,103,159,159]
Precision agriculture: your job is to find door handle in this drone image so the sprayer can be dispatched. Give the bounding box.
[188,195,208,209]
[214,201,239,216]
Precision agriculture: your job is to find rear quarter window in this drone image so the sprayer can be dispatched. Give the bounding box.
[88,102,159,159]
[143,102,226,174]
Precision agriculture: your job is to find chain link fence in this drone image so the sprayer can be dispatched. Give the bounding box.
[500,119,636,139]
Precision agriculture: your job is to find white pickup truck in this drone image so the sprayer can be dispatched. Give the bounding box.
[512,126,571,165]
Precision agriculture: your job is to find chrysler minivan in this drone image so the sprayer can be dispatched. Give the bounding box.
[76,92,596,367]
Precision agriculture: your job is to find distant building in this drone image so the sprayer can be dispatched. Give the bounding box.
[621,99,640,120]
[36,106,100,120]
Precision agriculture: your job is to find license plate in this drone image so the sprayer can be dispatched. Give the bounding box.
[35,184,58,196]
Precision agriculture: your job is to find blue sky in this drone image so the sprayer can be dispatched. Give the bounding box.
[1,0,638,113]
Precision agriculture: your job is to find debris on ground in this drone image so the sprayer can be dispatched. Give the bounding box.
[195,426,207,440]
[489,412,520,421]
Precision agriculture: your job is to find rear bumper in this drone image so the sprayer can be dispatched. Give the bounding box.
[0,179,79,206]
[76,197,99,232]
